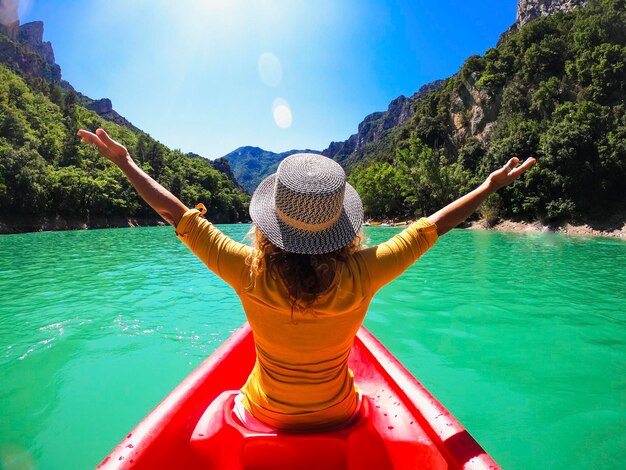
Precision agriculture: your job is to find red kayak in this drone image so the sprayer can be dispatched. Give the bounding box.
[98,323,499,469]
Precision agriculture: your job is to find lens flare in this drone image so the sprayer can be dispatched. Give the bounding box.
[272,98,292,129]
[258,52,282,88]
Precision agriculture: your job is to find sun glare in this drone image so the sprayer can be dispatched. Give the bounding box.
[189,0,236,13]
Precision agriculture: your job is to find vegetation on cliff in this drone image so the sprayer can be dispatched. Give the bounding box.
[348,0,625,224]
[0,64,250,229]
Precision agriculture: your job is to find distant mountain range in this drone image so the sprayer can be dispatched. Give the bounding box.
[217,146,322,193]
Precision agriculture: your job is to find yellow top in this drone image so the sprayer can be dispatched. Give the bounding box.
[175,208,438,431]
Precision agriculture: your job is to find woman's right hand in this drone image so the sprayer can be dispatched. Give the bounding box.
[77,128,131,167]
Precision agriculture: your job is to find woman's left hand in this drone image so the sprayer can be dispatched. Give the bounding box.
[486,157,536,191]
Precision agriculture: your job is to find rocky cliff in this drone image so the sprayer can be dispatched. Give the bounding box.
[324,0,591,169]
[0,18,138,131]
[75,94,140,132]
[500,0,589,41]
[449,71,501,145]
[516,0,589,28]
[323,80,444,164]
[451,0,590,146]
[0,21,61,81]
[18,21,55,64]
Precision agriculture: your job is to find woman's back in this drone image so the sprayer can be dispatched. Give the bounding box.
[77,128,534,432]
[176,207,438,430]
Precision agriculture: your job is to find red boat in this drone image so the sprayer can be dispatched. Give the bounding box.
[98,323,499,469]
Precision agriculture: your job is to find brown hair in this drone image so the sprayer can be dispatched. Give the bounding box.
[246,226,363,316]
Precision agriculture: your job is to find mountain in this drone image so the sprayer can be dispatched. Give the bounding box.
[327,0,594,173]
[0,20,60,81]
[0,18,250,232]
[0,19,143,133]
[221,146,322,193]
[205,0,608,216]
[219,80,444,194]
[322,80,445,167]
[345,0,625,225]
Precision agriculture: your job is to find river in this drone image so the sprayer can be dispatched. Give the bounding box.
[1,225,624,469]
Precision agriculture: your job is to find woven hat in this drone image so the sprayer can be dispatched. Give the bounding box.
[249,153,363,255]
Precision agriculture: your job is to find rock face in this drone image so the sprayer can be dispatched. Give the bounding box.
[0,19,62,81]
[85,98,113,115]
[516,0,588,28]
[0,19,140,131]
[18,21,55,64]
[0,20,18,40]
[0,35,61,82]
[499,0,589,41]
[327,0,591,165]
[323,80,444,164]
[449,72,501,144]
[79,95,139,132]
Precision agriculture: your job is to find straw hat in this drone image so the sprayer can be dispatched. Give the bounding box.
[249,153,363,254]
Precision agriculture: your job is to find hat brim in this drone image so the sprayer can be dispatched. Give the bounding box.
[249,174,364,255]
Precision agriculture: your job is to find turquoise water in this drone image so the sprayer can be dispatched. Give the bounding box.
[1,225,624,469]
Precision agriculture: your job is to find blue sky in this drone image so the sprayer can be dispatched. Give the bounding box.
[20,0,517,158]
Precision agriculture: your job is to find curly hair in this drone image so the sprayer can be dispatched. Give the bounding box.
[245,226,363,317]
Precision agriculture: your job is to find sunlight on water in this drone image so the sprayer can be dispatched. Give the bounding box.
[0,225,624,469]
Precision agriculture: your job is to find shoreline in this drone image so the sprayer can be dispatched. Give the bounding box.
[366,216,626,239]
[0,216,167,235]
[463,218,626,239]
[2,216,625,239]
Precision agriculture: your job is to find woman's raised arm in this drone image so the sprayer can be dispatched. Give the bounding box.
[427,157,536,236]
[77,128,188,227]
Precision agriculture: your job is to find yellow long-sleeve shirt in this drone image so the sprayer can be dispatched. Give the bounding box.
[175,208,438,431]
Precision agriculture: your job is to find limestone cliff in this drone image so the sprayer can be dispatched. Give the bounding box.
[18,21,55,64]
[323,80,444,164]
[324,0,591,169]
[449,71,501,145]
[0,19,138,131]
[451,0,589,146]
[516,0,588,28]
[0,21,61,81]
[500,0,589,41]
[76,94,140,132]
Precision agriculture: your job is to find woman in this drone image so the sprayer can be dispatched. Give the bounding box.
[78,128,535,432]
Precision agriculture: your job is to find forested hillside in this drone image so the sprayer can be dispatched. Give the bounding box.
[0,64,250,232]
[348,0,625,224]
[220,146,321,193]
